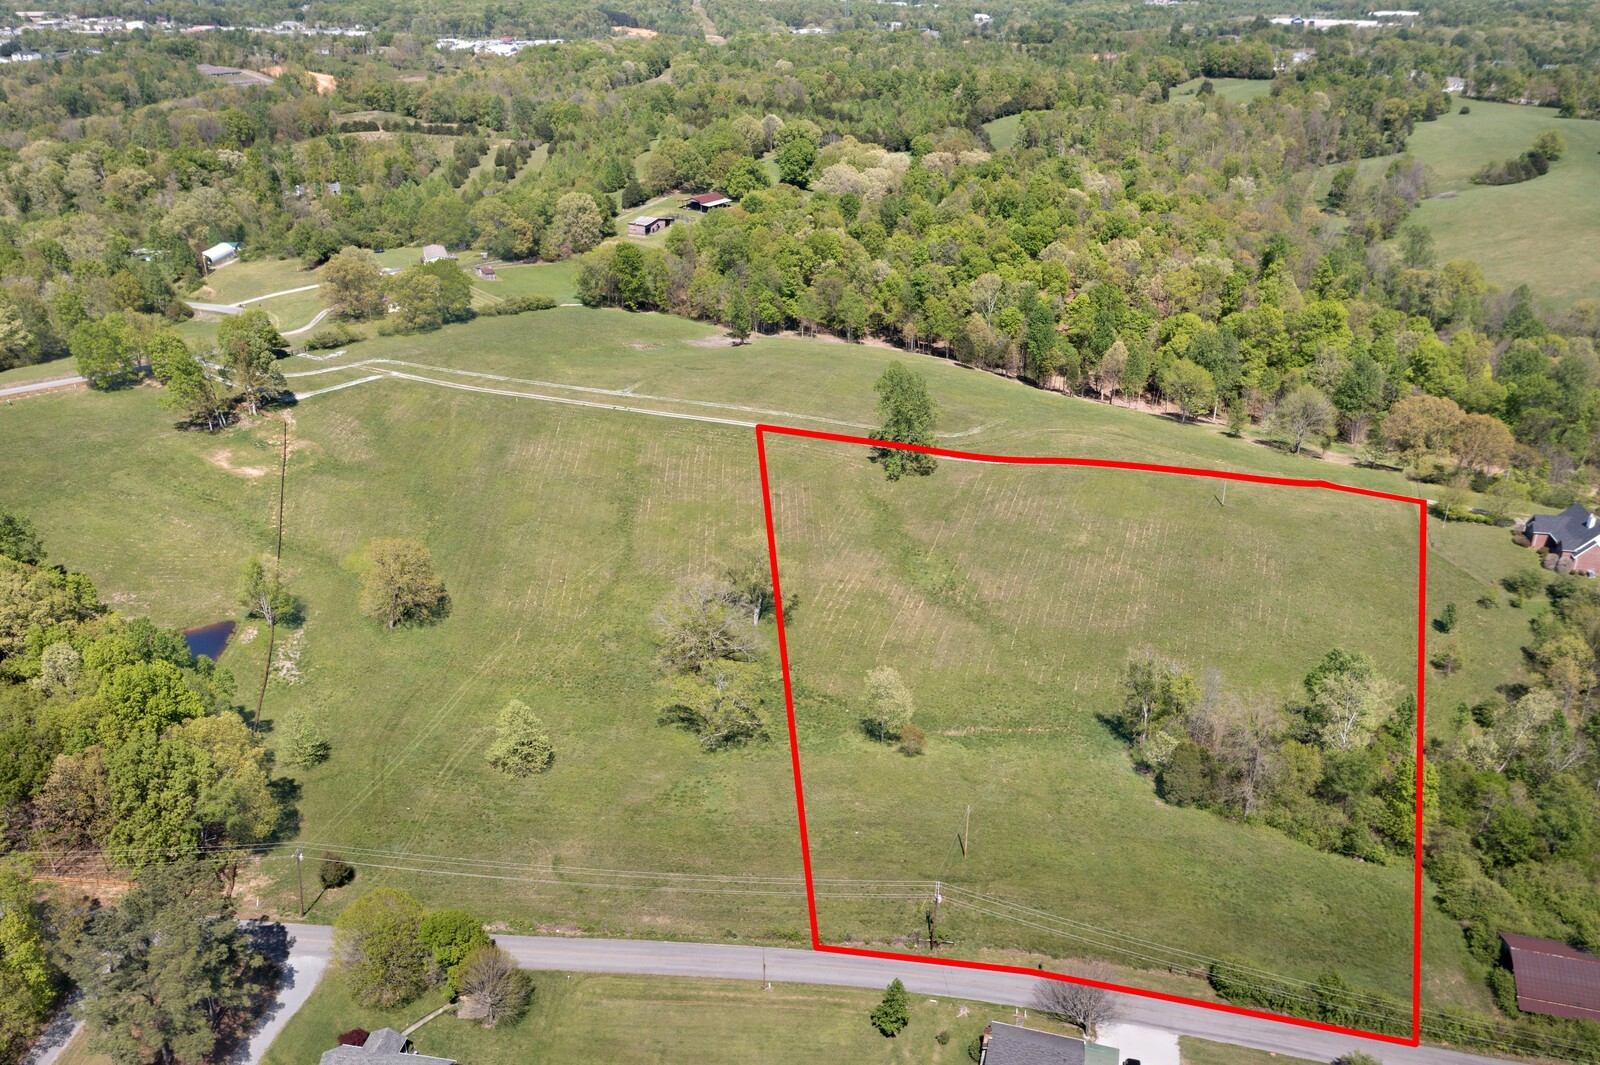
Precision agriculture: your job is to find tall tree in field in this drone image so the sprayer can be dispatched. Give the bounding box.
[68,861,270,1065]
[151,334,232,431]
[654,576,758,673]
[321,247,385,320]
[1269,385,1335,454]
[360,539,450,629]
[485,699,555,777]
[332,888,429,1008]
[545,192,605,258]
[869,362,939,480]
[217,309,287,416]
[726,285,752,345]
[239,559,294,626]
[869,978,911,1036]
[862,665,915,741]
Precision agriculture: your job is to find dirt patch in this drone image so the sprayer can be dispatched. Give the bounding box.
[612,25,658,37]
[306,70,337,95]
[629,342,662,351]
[684,334,737,348]
[207,449,271,478]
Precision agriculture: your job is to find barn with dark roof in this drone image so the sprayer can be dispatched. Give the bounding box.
[1500,933,1600,1021]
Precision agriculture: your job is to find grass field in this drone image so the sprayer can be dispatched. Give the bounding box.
[197,259,321,305]
[265,970,1044,1065]
[1170,77,1275,104]
[983,113,1023,151]
[763,437,1460,1000]
[1312,99,1600,310]
[0,306,1530,1016]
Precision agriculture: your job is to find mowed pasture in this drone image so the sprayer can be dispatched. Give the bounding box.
[1314,99,1600,310]
[0,306,1523,1011]
[762,435,1466,1003]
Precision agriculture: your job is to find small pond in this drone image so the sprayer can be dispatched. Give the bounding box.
[182,620,237,661]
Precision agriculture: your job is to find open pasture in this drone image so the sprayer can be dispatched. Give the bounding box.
[0,306,1523,1014]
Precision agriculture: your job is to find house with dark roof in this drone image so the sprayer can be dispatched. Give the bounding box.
[1524,503,1600,573]
[684,191,733,211]
[1501,934,1600,1022]
[319,1028,456,1065]
[977,1021,1120,1065]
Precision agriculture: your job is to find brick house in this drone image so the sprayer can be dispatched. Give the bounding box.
[1525,503,1600,573]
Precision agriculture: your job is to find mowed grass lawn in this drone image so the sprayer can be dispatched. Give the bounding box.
[266,970,1024,1065]
[0,307,1525,1013]
[197,258,321,305]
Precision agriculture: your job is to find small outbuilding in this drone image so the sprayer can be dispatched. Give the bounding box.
[319,1028,455,1065]
[421,244,456,264]
[977,1021,1119,1065]
[684,192,733,211]
[201,242,239,267]
[1500,934,1600,1021]
[476,265,496,279]
[1524,503,1600,573]
[627,215,673,236]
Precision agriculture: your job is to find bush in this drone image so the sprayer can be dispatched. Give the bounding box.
[419,909,490,992]
[337,1029,370,1047]
[1458,105,1471,114]
[479,295,557,317]
[305,323,357,350]
[898,724,926,756]
[319,851,355,890]
[968,1034,984,1062]
[935,1029,951,1045]
[486,699,556,777]
[870,978,911,1037]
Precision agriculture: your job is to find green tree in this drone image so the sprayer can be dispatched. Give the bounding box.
[657,665,767,749]
[862,665,914,741]
[0,859,63,1063]
[239,558,294,626]
[333,888,430,1008]
[319,851,354,890]
[151,335,233,431]
[418,260,475,323]
[418,910,490,993]
[0,510,44,565]
[385,270,445,332]
[277,710,331,769]
[1532,130,1566,161]
[545,192,606,258]
[1160,358,1217,422]
[869,362,939,480]
[321,247,385,320]
[723,157,769,200]
[653,577,757,674]
[485,698,555,777]
[870,978,911,1037]
[1302,650,1398,751]
[1270,385,1335,454]
[360,539,450,629]
[217,309,287,416]
[68,861,268,1065]
[70,314,139,390]
[726,285,752,344]
[776,137,818,188]
[0,296,39,370]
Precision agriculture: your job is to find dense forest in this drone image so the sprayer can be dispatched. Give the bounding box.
[5,0,1600,1058]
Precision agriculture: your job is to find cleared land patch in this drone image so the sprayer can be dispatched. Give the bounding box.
[761,432,1442,1009]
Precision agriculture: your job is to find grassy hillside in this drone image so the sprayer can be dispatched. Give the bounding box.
[0,306,1530,1012]
[1314,100,1600,310]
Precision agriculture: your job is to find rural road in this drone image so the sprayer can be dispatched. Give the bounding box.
[273,924,1526,1065]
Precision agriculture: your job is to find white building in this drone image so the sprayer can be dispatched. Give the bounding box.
[202,242,239,267]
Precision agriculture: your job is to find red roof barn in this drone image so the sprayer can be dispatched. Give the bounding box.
[1501,934,1600,1021]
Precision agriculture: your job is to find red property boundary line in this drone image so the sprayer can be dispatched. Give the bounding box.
[754,422,1429,1047]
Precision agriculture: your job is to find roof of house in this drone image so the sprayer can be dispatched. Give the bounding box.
[1501,934,1600,1021]
[421,244,454,260]
[686,192,732,206]
[631,215,662,225]
[1526,503,1600,553]
[318,1028,456,1065]
[981,1022,1117,1065]
[202,242,238,260]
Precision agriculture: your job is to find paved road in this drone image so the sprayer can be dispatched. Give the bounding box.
[276,924,1522,1065]
[0,375,85,399]
[185,301,244,315]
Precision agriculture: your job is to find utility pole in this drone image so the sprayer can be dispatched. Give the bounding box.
[762,948,770,991]
[963,804,972,858]
[294,848,305,917]
[927,881,942,951]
